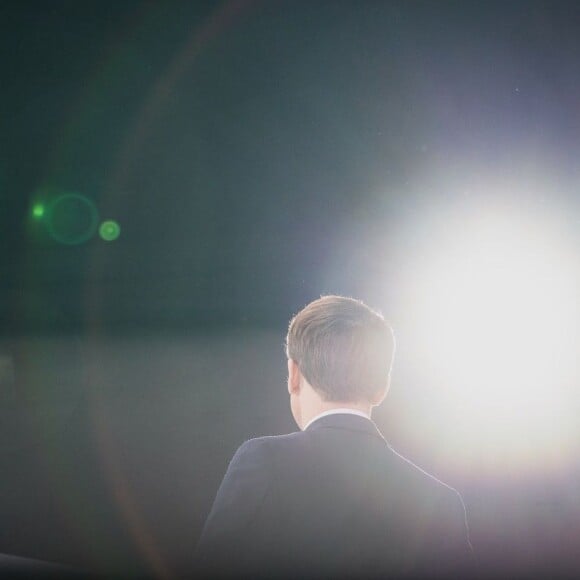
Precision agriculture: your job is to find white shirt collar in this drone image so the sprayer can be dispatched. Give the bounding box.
[302,408,370,431]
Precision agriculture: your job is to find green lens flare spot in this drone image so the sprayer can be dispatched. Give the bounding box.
[99,220,121,241]
[32,203,45,219]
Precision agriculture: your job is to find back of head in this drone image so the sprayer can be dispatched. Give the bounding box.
[286,295,395,403]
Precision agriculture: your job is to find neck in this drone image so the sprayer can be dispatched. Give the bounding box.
[301,400,372,430]
[317,400,372,416]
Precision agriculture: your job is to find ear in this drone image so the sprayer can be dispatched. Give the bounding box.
[371,383,389,407]
[287,359,301,395]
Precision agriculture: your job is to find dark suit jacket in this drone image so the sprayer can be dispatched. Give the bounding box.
[195,414,474,579]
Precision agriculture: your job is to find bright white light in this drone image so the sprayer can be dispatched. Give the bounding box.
[399,202,579,473]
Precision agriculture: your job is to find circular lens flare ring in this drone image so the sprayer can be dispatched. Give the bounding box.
[46,193,100,245]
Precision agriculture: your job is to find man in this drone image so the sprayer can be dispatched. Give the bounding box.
[195,296,474,579]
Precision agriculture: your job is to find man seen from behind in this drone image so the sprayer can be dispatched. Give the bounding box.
[195,295,474,579]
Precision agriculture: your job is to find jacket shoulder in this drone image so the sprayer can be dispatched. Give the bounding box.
[387,445,463,499]
[231,431,305,460]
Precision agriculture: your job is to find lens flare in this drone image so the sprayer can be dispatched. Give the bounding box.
[32,203,45,219]
[46,193,99,245]
[99,220,121,242]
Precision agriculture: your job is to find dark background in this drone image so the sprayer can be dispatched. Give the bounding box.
[1,1,580,577]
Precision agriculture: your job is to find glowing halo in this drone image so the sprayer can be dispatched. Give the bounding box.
[393,199,580,476]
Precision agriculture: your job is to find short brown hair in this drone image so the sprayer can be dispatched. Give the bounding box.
[286,295,395,402]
